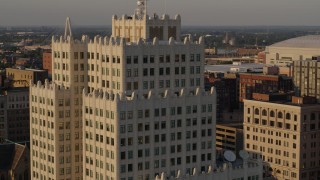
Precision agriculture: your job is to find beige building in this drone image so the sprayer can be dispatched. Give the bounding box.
[30,2,208,179]
[293,59,320,102]
[30,1,262,180]
[216,123,243,158]
[244,96,320,180]
[265,35,320,66]
[6,68,48,87]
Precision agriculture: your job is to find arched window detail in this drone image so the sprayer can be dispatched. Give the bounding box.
[286,113,291,120]
[262,109,267,116]
[270,111,275,117]
[278,112,283,118]
[255,108,259,115]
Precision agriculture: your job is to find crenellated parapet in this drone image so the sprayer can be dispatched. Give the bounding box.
[112,13,181,22]
[85,35,204,47]
[155,159,263,180]
[52,35,90,45]
[87,36,126,47]
[30,80,71,93]
[83,87,216,103]
[147,13,181,25]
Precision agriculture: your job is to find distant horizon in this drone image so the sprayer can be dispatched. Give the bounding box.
[1,0,320,27]
[2,24,320,28]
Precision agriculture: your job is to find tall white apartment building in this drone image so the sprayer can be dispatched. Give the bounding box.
[29,1,216,180]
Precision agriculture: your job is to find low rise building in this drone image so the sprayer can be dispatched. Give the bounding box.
[205,73,239,122]
[6,68,48,87]
[244,96,320,180]
[0,143,30,180]
[42,50,52,77]
[239,73,293,102]
[216,123,243,158]
[0,87,29,143]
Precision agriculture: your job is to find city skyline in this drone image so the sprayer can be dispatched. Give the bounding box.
[1,0,320,26]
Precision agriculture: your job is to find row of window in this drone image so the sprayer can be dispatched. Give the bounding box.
[118,105,213,120]
[251,108,320,121]
[32,140,54,153]
[54,51,202,64]
[251,108,298,121]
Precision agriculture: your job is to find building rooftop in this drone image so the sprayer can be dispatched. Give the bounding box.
[205,63,264,73]
[5,87,29,93]
[0,143,27,171]
[217,122,243,129]
[7,67,47,72]
[245,99,320,107]
[270,35,320,49]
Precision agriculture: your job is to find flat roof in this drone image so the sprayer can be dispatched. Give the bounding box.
[217,122,243,129]
[7,68,47,72]
[6,87,29,92]
[205,63,264,73]
[244,99,320,107]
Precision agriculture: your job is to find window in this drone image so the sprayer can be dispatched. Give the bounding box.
[175,54,179,62]
[181,54,186,62]
[270,110,275,117]
[254,108,259,115]
[143,56,148,63]
[166,55,170,62]
[190,54,194,61]
[286,113,291,120]
[159,55,164,63]
[150,55,155,63]
[143,68,148,76]
[159,68,164,75]
[126,69,132,77]
[150,68,154,76]
[278,112,283,118]
[134,56,138,64]
[262,109,267,116]
[126,56,132,64]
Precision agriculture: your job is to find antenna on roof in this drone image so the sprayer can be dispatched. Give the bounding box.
[64,17,73,39]
[164,0,167,14]
[136,0,147,20]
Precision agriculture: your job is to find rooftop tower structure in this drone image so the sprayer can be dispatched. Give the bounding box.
[112,0,181,42]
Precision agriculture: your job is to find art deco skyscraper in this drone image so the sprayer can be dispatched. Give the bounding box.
[30,1,216,180]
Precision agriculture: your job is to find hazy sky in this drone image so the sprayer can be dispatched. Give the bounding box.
[1,0,320,26]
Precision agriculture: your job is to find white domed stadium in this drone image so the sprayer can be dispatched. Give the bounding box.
[265,35,320,66]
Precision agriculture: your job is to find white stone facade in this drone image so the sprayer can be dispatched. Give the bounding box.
[29,2,262,180]
[83,88,216,180]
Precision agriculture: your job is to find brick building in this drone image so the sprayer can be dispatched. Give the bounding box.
[205,73,239,121]
[42,51,52,77]
[6,68,48,87]
[239,73,293,102]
